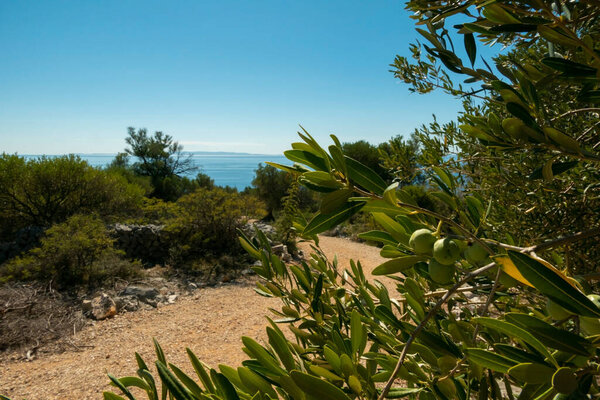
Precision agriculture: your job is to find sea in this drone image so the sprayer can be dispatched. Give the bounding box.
[22,152,290,190]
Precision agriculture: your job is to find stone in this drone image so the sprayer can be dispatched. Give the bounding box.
[114,295,140,312]
[90,293,117,320]
[159,286,170,295]
[120,286,159,301]
[81,299,93,312]
[167,294,178,304]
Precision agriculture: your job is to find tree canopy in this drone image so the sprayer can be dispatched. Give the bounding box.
[124,127,197,200]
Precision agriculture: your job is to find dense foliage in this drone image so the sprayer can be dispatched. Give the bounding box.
[251,163,316,221]
[102,1,600,399]
[341,140,394,183]
[391,0,600,274]
[122,127,198,200]
[0,153,144,239]
[0,214,139,287]
[165,187,264,263]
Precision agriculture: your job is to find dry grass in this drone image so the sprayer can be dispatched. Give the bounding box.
[0,283,87,356]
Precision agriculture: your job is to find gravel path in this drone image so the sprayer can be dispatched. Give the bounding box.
[0,236,385,400]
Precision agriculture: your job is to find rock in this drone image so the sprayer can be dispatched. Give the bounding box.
[167,294,178,304]
[90,294,117,320]
[120,286,159,301]
[145,298,159,308]
[114,295,140,312]
[81,299,93,312]
[241,268,255,276]
[159,286,170,295]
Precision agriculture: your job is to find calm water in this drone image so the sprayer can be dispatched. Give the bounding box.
[23,152,289,190]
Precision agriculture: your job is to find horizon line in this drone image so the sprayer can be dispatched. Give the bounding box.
[15,150,286,157]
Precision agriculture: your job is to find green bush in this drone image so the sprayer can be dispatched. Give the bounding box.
[0,154,145,239]
[0,214,139,287]
[165,187,254,263]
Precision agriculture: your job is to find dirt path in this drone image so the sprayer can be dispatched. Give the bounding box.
[0,236,385,400]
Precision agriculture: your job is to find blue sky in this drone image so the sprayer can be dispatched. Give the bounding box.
[1,1,467,155]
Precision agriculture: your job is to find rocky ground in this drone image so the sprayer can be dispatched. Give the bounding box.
[0,236,387,400]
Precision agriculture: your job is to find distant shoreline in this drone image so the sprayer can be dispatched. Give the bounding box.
[19,151,283,157]
[19,152,289,190]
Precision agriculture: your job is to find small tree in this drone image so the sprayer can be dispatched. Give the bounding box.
[124,127,198,200]
[342,140,393,182]
[251,163,292,220]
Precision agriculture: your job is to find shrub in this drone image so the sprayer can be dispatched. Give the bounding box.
[165,187,250,262]
[131,197,178,225]
[0,154,145,239]
[274,179,301,254]
[0,214,139,287]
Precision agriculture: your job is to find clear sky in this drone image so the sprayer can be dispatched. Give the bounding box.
[0,1,466,155]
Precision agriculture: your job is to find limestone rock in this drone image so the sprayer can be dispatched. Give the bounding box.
[114,295,140,312]
[91,294,117,320]
[119,286,159,301]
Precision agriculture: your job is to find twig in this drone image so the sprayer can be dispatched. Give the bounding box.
[526,226,600,253]
[471,267,502,342]
[551,108,600,122]
[578,120,600,141]
[377,261,497,400]
[480,226,600,254]
[392,284,493,302]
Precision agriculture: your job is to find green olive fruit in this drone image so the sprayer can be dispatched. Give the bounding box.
[428,260,456,284]
[464,242,488,264]
[409,229,436,255]
[435,378,457,398]
[580,317,600,336]
[433,238,460,265]
[546,299,573,320]
[455,239,468,252]
[437,355,457,374]
[470,362,483,380]
[499,272,519,288]
[552,367,578,395]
